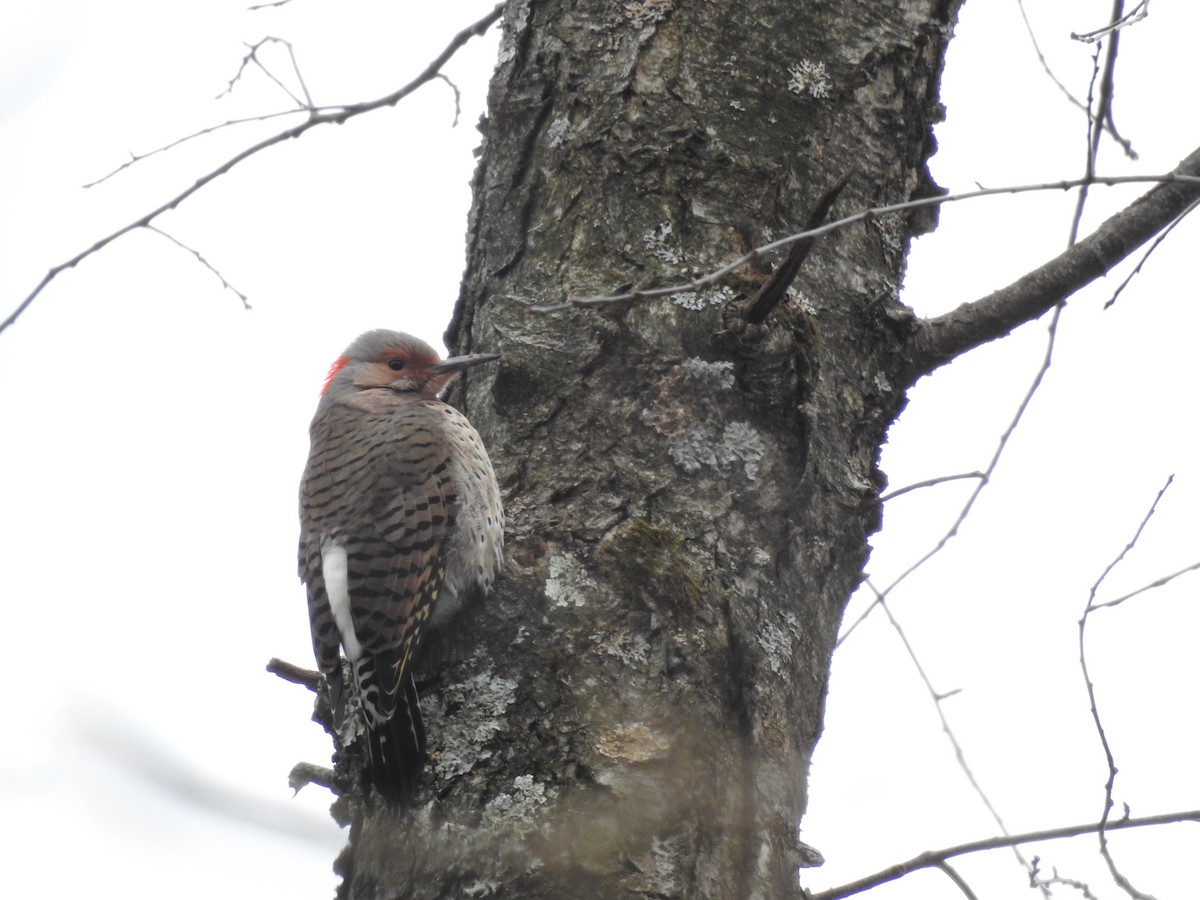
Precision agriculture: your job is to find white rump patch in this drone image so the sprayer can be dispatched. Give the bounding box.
[322,540,362,661]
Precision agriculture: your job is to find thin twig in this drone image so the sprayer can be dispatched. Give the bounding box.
[1070,1,1138,244]
[808,809,1200,900]
[1031,861,1100,900]
[92,53,458,190]
[525,173,1200,315]
[0,2,506,336]
[219,37,311,108]
[283,38,314,108]
[1104,197,1200,308]
[147,225,251,309]
[434,73,463,126]
[1071,1,1150,43]
[1092,558,1200,610]
[1093,1,1136,157]
[875,590,1040,884]
[1016,0,1089,114]
[90,34,327,190]
[934,861,980,900]
[838,305,1063,648]
[84,109,312,188]
[1068,39,1105,247]
[1014,0,1136,158]
[1079,475,1173,900]
[879,471,986,503]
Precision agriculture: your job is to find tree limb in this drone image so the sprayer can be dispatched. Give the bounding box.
[906,143,1200,380]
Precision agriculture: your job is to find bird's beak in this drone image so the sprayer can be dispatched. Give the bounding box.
[432,351,501,374]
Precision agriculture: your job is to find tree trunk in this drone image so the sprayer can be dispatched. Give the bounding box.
[337,0,961,896]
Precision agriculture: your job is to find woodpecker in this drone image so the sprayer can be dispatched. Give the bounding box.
[298,329,503,801]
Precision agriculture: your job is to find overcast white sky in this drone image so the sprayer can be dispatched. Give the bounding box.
[1,2,1196,898]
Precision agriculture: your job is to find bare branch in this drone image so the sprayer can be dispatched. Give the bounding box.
[267,656,323,691]
[83,109,310,188]
[1072,1,1151,43]
[1079,475,1173,900]
[1030,861,1101,900]
[527,170,1200,316]
[434,72,464,126]
[87,28,459,190]
[282,37,315,108]
[874,590,1041,884]
[219,37,312,108]
[1092,1,1136,158]
[1067,39,1105,246]
[1014,0,1136,159]
[934,861,980,900]
[873,594,1000,816]
[1092,558,1200,610]
[0,2,505,336]
[879,471,986,503]
[809,809,1200,900]
[147,225,251,309]
[109,42,459,183]
[1015,0,1088,114]
[839,306,1063,648]
[1069,1,1139,244]
[1104,197,1200,308]
[907,145,1200,379]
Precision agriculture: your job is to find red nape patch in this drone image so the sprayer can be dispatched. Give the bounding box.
[321,356,350,395]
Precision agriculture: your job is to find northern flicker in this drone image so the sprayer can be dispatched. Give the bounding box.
[298,329,503,801]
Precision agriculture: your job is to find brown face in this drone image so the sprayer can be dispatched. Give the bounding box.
[351,343,453,396]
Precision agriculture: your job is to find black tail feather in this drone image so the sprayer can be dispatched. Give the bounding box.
[364,670,426,803]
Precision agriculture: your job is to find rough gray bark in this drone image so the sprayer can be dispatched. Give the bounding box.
[298,0,1200,894]
[328,1,960,897]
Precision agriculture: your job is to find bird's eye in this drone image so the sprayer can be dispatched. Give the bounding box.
[388,358,406,371]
